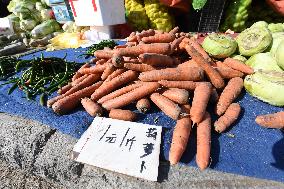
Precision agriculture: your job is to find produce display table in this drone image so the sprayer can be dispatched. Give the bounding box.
[0,48,283,182]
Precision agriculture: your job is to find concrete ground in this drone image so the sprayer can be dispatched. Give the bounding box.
[0,112,284,189]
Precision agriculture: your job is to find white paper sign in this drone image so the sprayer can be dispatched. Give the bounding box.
[72,117,162,181]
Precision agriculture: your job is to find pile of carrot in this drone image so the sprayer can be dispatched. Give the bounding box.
[47,27,276,171]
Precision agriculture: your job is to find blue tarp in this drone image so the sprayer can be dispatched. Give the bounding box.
[0,48,283,182]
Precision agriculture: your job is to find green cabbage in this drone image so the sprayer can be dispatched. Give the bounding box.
[20,19,38,31]
[231,54,247,62]
[268,23,284,33]
[250,21,268,28]
[31,19,61,39]
[276,40,284,70]
[268,32,284,58]
[246,53,282,71]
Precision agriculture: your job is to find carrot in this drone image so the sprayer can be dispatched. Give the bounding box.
[177,60,199,69]
[47,74,101,108]
[113,43,172,57]
[214,103,241,133]
[111,55,125,68]
[114,45,128,49]
[169,104,191,165]
[138,53,180,67]
[95,59,108,65]
[142,33,175,43]
[89,57,99,64]
[52,81,103,115]
[79,64,107,74]
[72,74,89,86]
[182,41,224,89]
[223,58,254,75]
[102,82,160,110]
[196,112,211,171]
[190,82,212,124]
[104,68,126,82]
[136,29,155,42]
[57,82,72,95]
[123,57,140,64]
[216,77,243,116]
[169,26,179,35]
[72,63,90,82]
[215,61,244,79]
[255,112,284,129]
[158,80,196,90]
[162,88,189,105]
[139,67,204,82]
[124,63,156,72]
[183,38,212,63]
[171,36,185,52]
[209,88,219,104]
[101,64,115,80]
[128,32,137,42]
[126,41,138,46]
[91,70,138,101]
[93,50,113,59]
[150,93,181,120]
[136,98,151,113]
[81,98,103,117]
[109,109,137,122]
[97,83,143,104]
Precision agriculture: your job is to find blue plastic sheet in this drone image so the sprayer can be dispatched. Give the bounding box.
[0,48,283,182]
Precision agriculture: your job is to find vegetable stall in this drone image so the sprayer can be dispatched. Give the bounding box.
[0,0,284,184]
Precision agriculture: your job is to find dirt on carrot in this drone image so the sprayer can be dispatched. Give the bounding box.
[124,63,156,72]
[81,97,104,117]
[138,53,180,67]
[136,98,151,113]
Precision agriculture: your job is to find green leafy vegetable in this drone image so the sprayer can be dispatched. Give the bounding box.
[82,40,117,58]
[192,0,208,10]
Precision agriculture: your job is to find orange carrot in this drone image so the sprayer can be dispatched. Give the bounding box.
[72,63,90,82]
[150,92,181,120]
[109,109,137,122]
[169,104,191,165]
[97,83,143,104]
[126,41,138,46]
[104,68,126,82]
[79,64,107,74]
[138,53,180,67]
[81,98,103,117]
[223,58,254,75]
[177,60,199,69]
[162,88,189,105]
[91,70,138,101]
[169,26,179,35]
[158,80,196,90]
[101,64,115,80]
[72,74,89,86]
[57,82,72,95]
[196,112,211,171]
[171,36,185,52]
[47,74,101,108]
[182,41,225,88]
[190,82,212,124]
[136,98,151,113]
[52,81,103,115]
[255,112,284,129]
[114,45,128,49]
[124,63,156,72]
[184,37,212,63]
[139,67,204,82]
[123,57,140,64]
[142,33,176,43]
[209,88,219,104]
[93,50,113,59]
[214,103,241,133]
[136,29,155,42]
[102,82,160,110]
[95,59,108,65]
[128,32,137,42]
[89,57,99,64]
[216,61,244,77]
[216,77,243,116]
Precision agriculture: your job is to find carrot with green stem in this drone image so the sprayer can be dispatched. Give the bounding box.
[81,98,103,117]
[91,70,138,101]
[216,77,243,116]
[102,82,160,110]
[52,81,103,115]
[97,83,143,104]
[255,112,284,129]
[124,63,156,72]
[214,103,241,133]
[190,82,212,124]
[139,67,204,82]
[162,88,189,105]
[79,64,107,74]
[138,53,180,67]
[104,68,126,82]
[223,57,254,75]
[158,80,196,90]
[72,63,90,82]
[136,98,151,113]
[182,41,225,89]
[196,112,211,171]
[142,33,176,43]
[109,109,137,122]
[150,93,181,120]
[169,104,191,165]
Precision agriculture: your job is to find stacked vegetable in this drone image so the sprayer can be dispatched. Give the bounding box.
[47,27,260,170]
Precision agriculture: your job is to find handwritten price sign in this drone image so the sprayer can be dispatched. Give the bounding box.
[68,0,125,26]
[72,117,162,181]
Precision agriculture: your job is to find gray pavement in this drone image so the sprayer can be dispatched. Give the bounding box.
[0,112,284,189]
